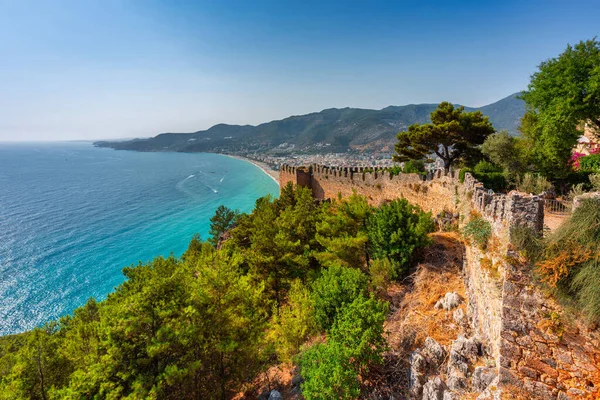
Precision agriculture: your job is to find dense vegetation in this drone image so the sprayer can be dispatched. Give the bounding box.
[0,185,434,400]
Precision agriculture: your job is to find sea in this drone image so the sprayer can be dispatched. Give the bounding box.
[0,142,279,336]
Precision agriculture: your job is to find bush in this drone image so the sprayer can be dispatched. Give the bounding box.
[473,160,502,174]
[369,258,395,297]
[579,153,600,171]
[510,225,543,262]
[463,215,492,249]
[270,280,317,362]
[299,296,388,400]
[403,159,426,174]
[518,173,553,194]
[311,265,368,330]
[367,199,434,278]
[569,183,587,199]
[472,161,507,192]
[459,167,473,183]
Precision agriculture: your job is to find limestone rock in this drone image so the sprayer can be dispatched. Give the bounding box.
[409,350,428,398]
[450,335,481,364]
[443,391,461,400]
[446,374,467,391]
[434,292,462,311]
[423,337,447,367]
[268,390,283,400]
[447,336,481,381]
[476,376,501,400]
[452,307,466,325]
[422,377,447,400]
[472,366,497,391]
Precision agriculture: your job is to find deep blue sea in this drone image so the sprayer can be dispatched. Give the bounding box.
[0,142,279,335]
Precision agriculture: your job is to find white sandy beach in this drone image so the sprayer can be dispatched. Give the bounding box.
[221,154,280,186]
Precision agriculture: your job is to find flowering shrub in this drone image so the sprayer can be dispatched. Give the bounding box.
[572,147,600,170]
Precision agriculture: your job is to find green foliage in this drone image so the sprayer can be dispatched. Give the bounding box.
[270,280,317,362]
[369,258,395,297]
[517,172,553,194]
[579,153,600,172]
[311,265,368,331]
[314,193,372,270]
[481,130,530,181]
[208,205,239,247]
[569,183,587,199]
[299,296,388,400]
[521,38,600,177]
[570,260,600,323]
[459,167,473,183]
[367,199,434,278]
[394,101,495,171]
[403,159,426,174]
[471,160,507,192]
[463,215,492,250]
[510,225,543,262]
[231,185,322,305]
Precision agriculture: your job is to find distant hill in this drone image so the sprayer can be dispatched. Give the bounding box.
[94,93,525,154]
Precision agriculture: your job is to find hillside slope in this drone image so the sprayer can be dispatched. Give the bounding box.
[95,93,524,154]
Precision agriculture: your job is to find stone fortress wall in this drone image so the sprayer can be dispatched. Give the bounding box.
[280,164,599,399]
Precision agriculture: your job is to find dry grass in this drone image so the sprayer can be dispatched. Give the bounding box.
[233,363,301,400]
[386,232,467,349]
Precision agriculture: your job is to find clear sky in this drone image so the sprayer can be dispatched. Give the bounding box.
[1,0,599,141]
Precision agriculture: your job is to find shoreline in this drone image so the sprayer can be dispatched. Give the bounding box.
[220,154,280,186]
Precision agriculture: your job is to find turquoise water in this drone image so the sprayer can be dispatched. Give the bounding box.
[0,142,279,335]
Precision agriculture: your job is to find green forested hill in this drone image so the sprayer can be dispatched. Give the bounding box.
[94,93,524,153]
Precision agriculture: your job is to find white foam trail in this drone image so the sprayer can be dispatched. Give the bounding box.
[219,176,224,183]
[205,184,219,194]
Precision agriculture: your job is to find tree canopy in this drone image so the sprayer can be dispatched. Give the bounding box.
[393,102,495,172]
[520,38,600,176]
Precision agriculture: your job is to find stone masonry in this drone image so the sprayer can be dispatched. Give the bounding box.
[281,164,600,399]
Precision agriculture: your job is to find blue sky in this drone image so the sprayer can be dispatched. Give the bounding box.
[1,0,599,141]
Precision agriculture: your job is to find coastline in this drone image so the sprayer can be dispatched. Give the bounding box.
[221,154,280,186]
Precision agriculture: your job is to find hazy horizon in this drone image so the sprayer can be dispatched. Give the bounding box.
[2,0,599,141]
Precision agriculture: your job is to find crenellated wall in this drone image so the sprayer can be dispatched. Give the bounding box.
[280,164,599,399]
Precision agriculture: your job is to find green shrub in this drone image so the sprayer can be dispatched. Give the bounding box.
[570,260,600,323]
[463,215,492,249]
[579,153,600,171]
[387,165,403,178]
[403,159,426,174]
[311,265,368,330]
[299,296,388,400]
[369,258,395,297]
[472,161,507,192]
[518,173,553,194]
[367,199,434,278]
[473,160,502,175]
[510,225,543,262]
[299,341,359,400]
[569,183,587,199]
[459,167,473,183]
[270,280,317,362]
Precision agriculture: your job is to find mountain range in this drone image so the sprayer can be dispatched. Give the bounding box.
[94,93,525,154]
